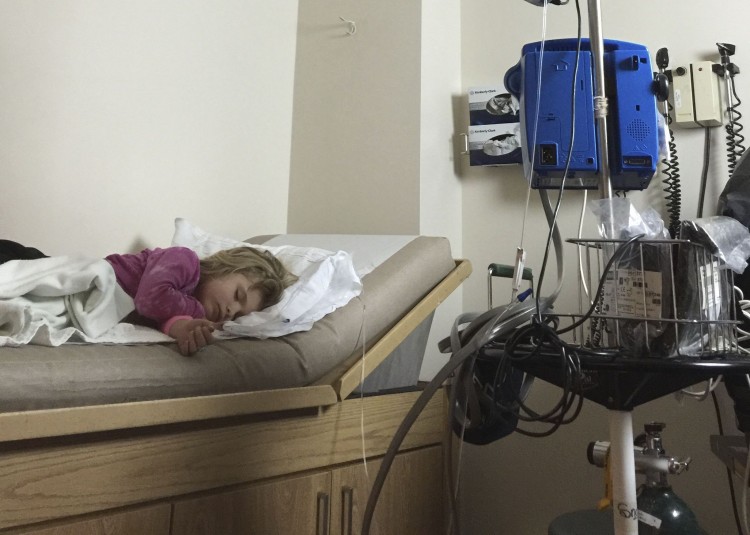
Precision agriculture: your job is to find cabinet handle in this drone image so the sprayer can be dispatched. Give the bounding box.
[341,486,354,535]
[317,492,330,535]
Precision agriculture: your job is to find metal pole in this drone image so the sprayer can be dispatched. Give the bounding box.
[587,0,614,203]
[589,3,636,532]
[609,410,639,535]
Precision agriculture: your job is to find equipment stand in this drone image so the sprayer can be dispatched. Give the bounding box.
[484,347,750,535]
[609,410,638,534]
[588,1,632,527]
[588,2,634,526]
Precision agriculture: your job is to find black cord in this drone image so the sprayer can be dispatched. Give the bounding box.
[727,80,746,176]
[697,126,711,218]
[499,320,586,436]
[662,104,682,238]
[462,195,643,445]
[556,234,645,335]
[711,390,744,535]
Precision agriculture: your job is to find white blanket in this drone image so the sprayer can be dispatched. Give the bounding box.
[0,256,139,346]
[0,221,362,346]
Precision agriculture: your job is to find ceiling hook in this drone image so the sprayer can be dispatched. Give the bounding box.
[338,16,357,36]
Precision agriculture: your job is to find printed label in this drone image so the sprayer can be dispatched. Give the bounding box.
[638,509,662,529]
[601,269,662,319]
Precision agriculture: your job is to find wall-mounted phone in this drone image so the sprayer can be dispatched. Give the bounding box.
[669,61,723,127]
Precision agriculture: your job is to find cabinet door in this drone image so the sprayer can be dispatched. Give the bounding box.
[172,471,332,535]
[330,446,444,535]
[16,504,170,535]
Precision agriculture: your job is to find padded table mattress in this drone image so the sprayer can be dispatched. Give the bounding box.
[0,235,456,412]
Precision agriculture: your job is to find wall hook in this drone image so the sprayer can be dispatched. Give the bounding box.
[338,16,357,36]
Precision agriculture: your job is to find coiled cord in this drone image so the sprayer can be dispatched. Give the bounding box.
[662,103,682,238]
[726,80,746,175]
[655,47,681,237]
[716,43,745,179]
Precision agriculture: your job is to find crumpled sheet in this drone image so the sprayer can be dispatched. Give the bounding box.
[0,221,363,347]
[0,256,139,346]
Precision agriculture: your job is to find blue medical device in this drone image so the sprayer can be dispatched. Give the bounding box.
[504,38,660,190]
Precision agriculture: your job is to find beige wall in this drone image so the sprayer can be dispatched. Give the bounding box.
[0,0,298,257]
[419,0,463,381]
[289,0,464,380]
[458,1,750,533]
[288,0,422,235]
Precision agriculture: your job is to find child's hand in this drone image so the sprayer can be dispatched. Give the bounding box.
[168,318,217,356]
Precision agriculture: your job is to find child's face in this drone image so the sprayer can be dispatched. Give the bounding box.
[195,273,264,323]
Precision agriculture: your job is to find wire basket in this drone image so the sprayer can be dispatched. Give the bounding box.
[558,238,740,358]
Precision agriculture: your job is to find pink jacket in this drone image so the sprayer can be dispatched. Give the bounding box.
[105,247,205,333]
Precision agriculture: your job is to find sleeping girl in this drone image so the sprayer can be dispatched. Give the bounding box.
[107,246,299,355]
[0,240,298,355]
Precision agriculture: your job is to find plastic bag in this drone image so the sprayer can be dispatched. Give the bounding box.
[680,216,750,274]
[589,198,669,240]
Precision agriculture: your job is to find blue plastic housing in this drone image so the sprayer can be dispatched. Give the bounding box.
[504,38,659,190]
[605,45,660,188]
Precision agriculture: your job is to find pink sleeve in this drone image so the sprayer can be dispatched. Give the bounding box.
[133,247,206,324]
[161,315,194,335]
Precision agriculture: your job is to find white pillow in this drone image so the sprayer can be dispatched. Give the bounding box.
[170,219,362,339]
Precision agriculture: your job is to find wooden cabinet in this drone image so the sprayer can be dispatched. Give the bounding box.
[6,390,446,535]
[330,446,444,535]
[172,471,332,535]
[17,504,171,535]
[171,446,444,535]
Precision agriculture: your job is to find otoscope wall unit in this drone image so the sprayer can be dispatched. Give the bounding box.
[669,60,723,128]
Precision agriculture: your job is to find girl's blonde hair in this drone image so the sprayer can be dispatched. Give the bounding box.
[199,247,298,309]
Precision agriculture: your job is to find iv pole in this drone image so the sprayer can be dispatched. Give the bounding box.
[587,1,638,534]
